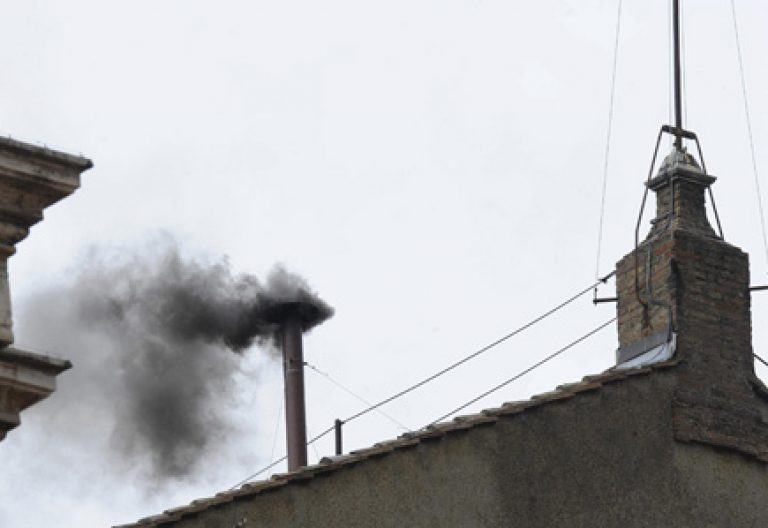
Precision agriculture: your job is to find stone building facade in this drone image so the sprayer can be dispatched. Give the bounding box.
[118,147,768,527]
[0,137,92,441]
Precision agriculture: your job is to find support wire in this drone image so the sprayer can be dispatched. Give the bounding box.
[229,424,336,490]
[341,273,614,426]
[730,0,768,273]
[594,0,624,286]
[755,353,768,369]
[268,393,284,463]
[428,317,617,426]
[305,362,410,430]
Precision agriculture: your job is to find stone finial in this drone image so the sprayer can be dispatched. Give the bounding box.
[0,137,93,346]
[645,149,718,241]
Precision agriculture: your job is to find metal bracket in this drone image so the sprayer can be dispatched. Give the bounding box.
[592,270,617,305]
[661,124,697,141]
[593,297,618,305]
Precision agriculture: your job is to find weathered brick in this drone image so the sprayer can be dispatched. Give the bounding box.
[614,152,766,461]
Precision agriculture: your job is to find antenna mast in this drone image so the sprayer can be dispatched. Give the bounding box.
[672,0,683,151]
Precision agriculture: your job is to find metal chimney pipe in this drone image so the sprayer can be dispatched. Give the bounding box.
[265,301,323,472]
[279,314,307,471]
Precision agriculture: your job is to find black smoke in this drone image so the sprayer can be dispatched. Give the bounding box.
[17,242,333,482]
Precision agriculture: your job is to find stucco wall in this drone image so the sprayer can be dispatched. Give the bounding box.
[672,443,768,527]
[148,369,768,528]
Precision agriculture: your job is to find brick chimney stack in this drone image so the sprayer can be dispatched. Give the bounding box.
[615,149,753,378]
[614,145,767,456]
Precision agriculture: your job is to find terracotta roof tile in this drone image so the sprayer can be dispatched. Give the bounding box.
[452,412,498,427]
[318,453,361,466]
[556,381,603,393]
[531,390,575,403]
[496,400,537,415]
[583,371,627,384]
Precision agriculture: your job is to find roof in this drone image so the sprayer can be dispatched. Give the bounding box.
[116,359,679,528]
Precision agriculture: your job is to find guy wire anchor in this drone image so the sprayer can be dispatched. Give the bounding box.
[593,270,618,305]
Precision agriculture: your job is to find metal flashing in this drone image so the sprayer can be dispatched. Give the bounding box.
[616,332,676,370]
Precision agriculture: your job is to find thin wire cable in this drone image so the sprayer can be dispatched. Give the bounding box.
[229,424,336,489]
[268,393,284,463]
[230,455,287,490]
[307,425,321,462]
[730,0,768,274]
[594,0,623,283]
[305,362,410,430]
[428,317,617,425]
[342,273,615,426]
[755,353,768,369]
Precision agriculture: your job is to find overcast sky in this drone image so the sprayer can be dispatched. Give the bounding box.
[2,1,767,526]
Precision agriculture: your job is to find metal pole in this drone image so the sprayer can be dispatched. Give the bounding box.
[282,318,308,471]
[672,0,683,151]
[334,419,343,455]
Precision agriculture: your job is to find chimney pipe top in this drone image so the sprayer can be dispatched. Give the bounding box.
[264,301,328,331]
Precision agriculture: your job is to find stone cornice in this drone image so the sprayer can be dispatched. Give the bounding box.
[0,137,93,346]
[0,347,71,441]
[647,166,717,191]
[0,137,92,220]
[0,347,71,375]
[0,136,92,171]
